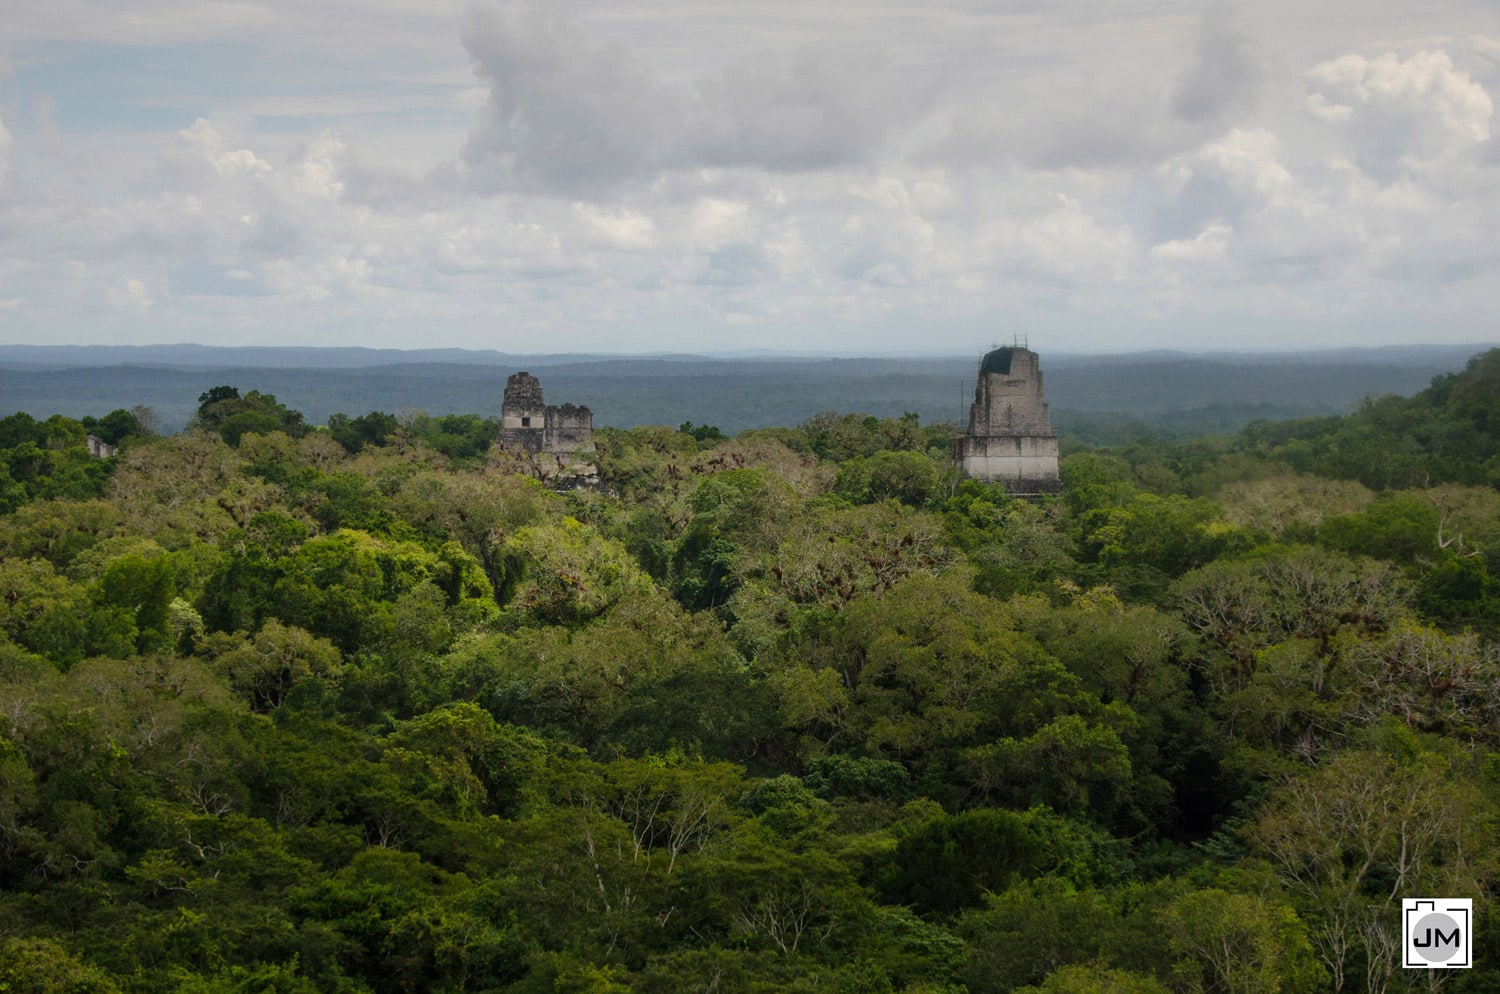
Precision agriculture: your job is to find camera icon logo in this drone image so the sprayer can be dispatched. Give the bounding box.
[1403,898,1472,969]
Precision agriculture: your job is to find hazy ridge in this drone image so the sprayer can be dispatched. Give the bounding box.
[0,343,1488,435]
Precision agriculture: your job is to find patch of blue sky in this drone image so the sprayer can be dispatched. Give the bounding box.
[252,96,474,134]
[169,263,268,298]
[7,41,262,132]
[251,115,319,134]
[6,40,394,133]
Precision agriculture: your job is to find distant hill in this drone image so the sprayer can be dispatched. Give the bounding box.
[0,343,1489,435]
[1239,347,1500,490]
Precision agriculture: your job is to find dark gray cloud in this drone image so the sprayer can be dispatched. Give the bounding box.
[461,4,674,194]
[1172,8,1261,122]
[1022,111,1179,171]
[688,48,901,172]
[925,7,1266,172]
[460,1,912,196]
[944,80,1187,173]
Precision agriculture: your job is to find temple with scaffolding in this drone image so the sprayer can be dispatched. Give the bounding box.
[954,341,1062,494]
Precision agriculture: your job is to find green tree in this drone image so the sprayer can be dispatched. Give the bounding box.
[214,620,343,712]
[678,421,727,444]
[1252,746,1494,991]
[1157,888,1326,994]
[327,410,402,454]
[1015,963,1170,994]
[1172,547,1404,696]
[0,937,122,994]
[1317,494,1439,563]
[83,408,153,447]
[880,807,1039,914]
[497,518,652,626]
[835,451,948,508]
[95,553,176,653]
[195,387,307,446]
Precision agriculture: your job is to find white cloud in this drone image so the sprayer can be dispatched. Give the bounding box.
[180,119,272,177]
[1309,50,1492,141]
[294,131,347,200]
[1147,127,1296,253]
[573,204,656,250]
[1472,34,1500,63]
[3,2,1500,353]
[687,198,752,249]
[1151,224,1232,263]
[1306,49,1494,178]
[107,277,154,310]
[1197,129,1294,200]
[1003,194,1137,285]
[1305,93,1355,124]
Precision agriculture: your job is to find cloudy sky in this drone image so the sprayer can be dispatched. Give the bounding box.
[1,1,1498,354]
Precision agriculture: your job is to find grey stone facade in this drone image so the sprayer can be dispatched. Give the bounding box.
[955,346,1062,494]
[85,435,118,459]
[494,372,598,486]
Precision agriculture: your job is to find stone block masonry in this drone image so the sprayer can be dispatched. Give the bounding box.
[955,346,1062,495]
[494,372,598,487]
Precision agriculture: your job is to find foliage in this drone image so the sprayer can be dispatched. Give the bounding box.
[195,387,308,446]
[2,351,1500,990]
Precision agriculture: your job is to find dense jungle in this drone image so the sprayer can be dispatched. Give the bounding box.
[3,349,1500,993]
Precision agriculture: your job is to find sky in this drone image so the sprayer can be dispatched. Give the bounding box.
[1,0,1498,355]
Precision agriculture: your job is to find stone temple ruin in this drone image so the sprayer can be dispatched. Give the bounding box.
[493,372,598,487]
[954,345,1062,495]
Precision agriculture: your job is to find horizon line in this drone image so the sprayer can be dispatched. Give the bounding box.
[1,341,1494,361]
